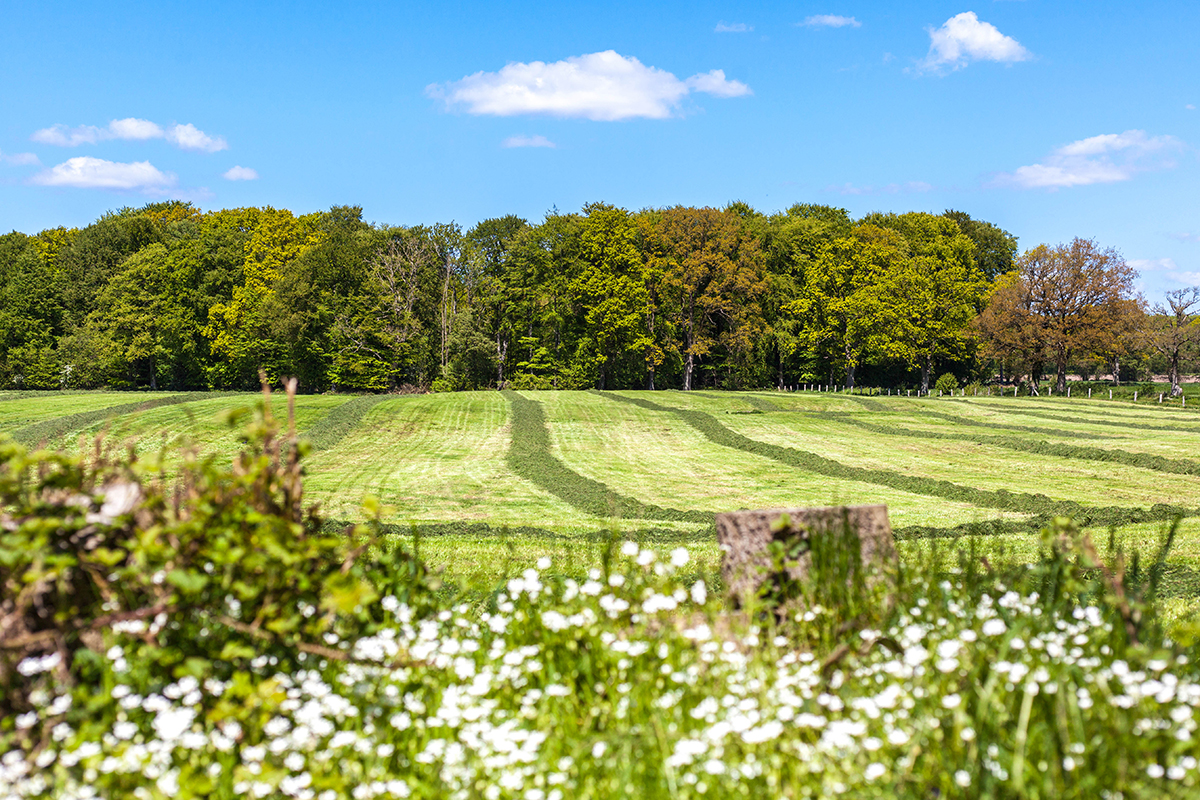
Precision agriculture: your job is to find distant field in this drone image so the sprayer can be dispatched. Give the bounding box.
[4,387,1200,617]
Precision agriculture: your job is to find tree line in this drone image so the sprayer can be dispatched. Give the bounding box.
[1,200,1195,394]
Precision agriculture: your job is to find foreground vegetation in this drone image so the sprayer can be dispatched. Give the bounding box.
[3,395,1200,798]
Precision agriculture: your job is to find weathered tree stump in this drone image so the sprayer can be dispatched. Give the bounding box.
[715,504,897,608]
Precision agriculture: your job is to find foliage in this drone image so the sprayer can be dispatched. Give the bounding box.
[1143,287,1200,396]
[0,200,1039,394]
[943,209,1019,282]
[819,406,1200,477]
[863,213,987,391]
[935,372,960,394]
[0,383,437,723]
[976,239,1143,392]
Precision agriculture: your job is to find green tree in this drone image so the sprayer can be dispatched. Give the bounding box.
[57,209,162,329]
[648,207,767,390]
[265,206,374,391]
[0,232,66,388]
[943,210,1018,282]
[570,203,651,390]
[82,242,205,389]
[204,208,324,388]
[761,205,852,387]
[467,216,529,386]
[866,213,985,391]
[791,226,899,388]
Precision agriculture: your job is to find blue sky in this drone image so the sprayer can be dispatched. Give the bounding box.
[1,0,1196,301]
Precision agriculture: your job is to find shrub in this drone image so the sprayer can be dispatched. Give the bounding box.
[935,372,959,395]
[1,381,436,719]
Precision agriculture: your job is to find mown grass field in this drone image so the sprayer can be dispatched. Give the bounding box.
[4,386,1200,617]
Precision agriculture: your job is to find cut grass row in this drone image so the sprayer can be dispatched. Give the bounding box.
[835,394,1128,439]
[694,395,1200,510]
[302,393,589,529]
[8,393,231,447]
[0,391,182,431]
[598,391,1195,530]
[8,390,1200,582]
[537,390,1016,530]
[842,392,1200,435]
[836,396,1200,463]
[301,394,391,451]
[502,390,709,524]
[991,404,1200,434]
[765,405,1200,477]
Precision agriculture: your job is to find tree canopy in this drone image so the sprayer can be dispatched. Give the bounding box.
[1,200,1176,392]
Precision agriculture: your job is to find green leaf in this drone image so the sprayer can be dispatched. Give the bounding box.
[218,641,258,661]
[166,569,209,594]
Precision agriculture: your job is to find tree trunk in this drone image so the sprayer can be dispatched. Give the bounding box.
[683,312,695,391]
[496,335,507,386]
[647,372,655,390]
[440,267,452,368]
[846,361,856,390]
[920,356,931,393]
[1170,353,1182,396]
[1111,355,1120,385]
[1056,366,1068,394]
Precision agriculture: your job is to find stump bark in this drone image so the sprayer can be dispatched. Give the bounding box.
[715,504,897,608]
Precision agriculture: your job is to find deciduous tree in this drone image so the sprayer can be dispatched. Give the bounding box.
[1144,287,1200,396]
[1021,239,1139,393]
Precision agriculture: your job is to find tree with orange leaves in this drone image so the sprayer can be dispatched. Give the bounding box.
[976,238,1141,392]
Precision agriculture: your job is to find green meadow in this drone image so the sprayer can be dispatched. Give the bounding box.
[4,387,1200,616]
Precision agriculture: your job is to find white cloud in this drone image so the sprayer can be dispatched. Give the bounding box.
[685,69,750,98]
[1171,233,1200,244]
[1187,104,1196,111]
[919,12,1030,72]
[1129,257,1178,272]
[502,135,556,149]
[108,117,165,140]
[30,118,226,152]
[32,124,106,147]
[995,130,1179,189]
[29,156,176,191]
[0,150,40,166]
[831,180,933,196]
[715,22,752,33]
[428,50,750,121]
[1129,257,1200,287]
[166,123,227,152]
[222,165,259,180]
[802,15,861,28]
